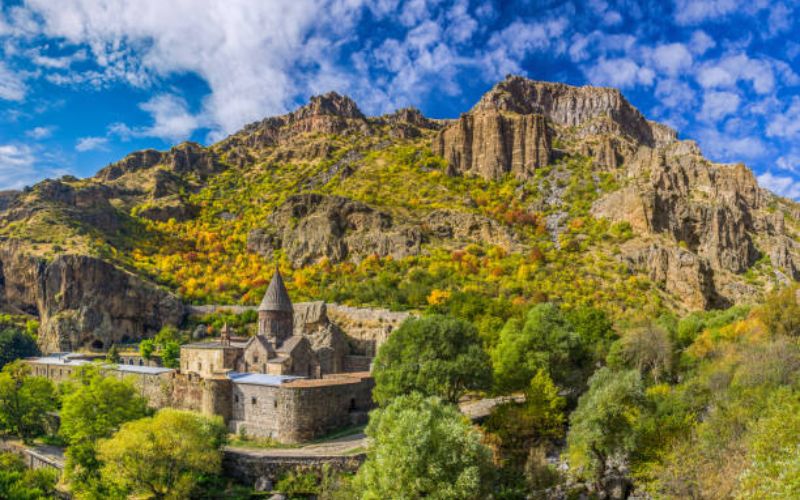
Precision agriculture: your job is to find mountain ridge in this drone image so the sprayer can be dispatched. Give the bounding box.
[0,75,797,352]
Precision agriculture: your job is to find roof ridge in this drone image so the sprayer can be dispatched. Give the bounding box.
[258,268,293,312]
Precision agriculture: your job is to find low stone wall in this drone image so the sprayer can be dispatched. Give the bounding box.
[222,449,365,488]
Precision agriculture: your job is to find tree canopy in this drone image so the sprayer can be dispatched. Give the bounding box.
[372,315,492,405]
[353,393,495,499]
[0,327,39,370]
[567,368,645,483]
[0,452,58,500]
[492,303,595,393]
[60,367,149,494]
[0,361,56,442]
[97,409,227,500]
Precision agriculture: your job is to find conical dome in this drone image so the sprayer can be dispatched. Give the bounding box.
[259,268,293,313]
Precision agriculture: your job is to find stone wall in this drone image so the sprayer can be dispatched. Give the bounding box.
[118,354,162,367]
[326,304,410,356]
[229,374,374,443]
[277,374,374,443]
[181,345,240,377]
[29,362,83,383]
[222,450,365,488]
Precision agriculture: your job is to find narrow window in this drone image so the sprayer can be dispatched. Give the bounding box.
[251,397,257,405]
[234,395,239,403]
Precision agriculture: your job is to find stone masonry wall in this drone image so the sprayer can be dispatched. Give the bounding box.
[222,451,365,488]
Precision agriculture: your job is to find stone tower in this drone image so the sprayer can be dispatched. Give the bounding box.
[258,268,294,347]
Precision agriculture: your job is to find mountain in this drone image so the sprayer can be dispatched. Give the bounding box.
[2,76,797,352]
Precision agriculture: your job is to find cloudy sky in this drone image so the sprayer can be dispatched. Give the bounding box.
[0,0,799,197]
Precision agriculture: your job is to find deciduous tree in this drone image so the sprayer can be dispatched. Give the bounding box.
[373,315,492,405]
[0,361,56,442]
[97,409,227,500]
[353,393,495,499]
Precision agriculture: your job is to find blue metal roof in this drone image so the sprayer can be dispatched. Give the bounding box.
[114,364,174,375]
[228,372,303,386]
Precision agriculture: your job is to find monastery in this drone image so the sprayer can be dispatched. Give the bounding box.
[27,269,398,443]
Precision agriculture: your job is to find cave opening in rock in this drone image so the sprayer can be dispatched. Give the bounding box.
[91,340,104,350]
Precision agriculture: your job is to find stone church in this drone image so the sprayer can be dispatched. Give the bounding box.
[180,269,325,379]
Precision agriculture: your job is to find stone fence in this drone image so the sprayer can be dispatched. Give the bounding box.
[222,448,366,489]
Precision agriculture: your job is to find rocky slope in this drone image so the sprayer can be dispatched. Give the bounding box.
[1,75,797,351]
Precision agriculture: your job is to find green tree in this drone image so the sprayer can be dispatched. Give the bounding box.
[105,344,120,364]
[0,327,40,369]
[97,409,227,500]
[154,325,182,345]
[759,284,800,337]
[60,367,149,494]
[0,361,56,442]
[353,393,495,499]
[139,339,155,360]
[564,305,616,361]
[567,368,645,485]
[372,315,492,405]
[484,369,566,467]
[160,341,181,369]
[492,303,589,393]
[0,452,59,500]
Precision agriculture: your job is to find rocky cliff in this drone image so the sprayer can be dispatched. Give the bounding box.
[0,243,184,352]
[433,76,797,309]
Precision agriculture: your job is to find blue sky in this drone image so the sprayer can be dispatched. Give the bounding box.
[1,0,799,198]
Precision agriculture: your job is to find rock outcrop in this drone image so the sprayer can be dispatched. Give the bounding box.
[590,137,791,306]
[434,111,551,179]
[0,244,184,352]
[424,209,518,249]
[232,92,370,150]
[97,141,223,186]
[433,75,679,180]
[247,194,423,266]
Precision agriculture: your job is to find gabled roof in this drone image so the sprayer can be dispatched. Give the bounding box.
[276,335,307,354]
[258,268,293,312]
[243,335,275,356]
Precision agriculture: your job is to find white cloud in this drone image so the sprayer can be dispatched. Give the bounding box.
[25,126,55,139]
[689,30,715,55]
[766,97,800,139]
[758,171,800,199]
[20,0,370,138]
[0,61,26,101]
[767,3,792,37]
[776,152,800,173]
[586,57,655,88]
[696,127,766,161]
[699,90,740,121]
[674,0,739,25]
[696,54,776,94]
[0,144,43,189]
[138,94,202,142]
[482,18,568,79]
[75,136,109,152]
[650,43,693,76]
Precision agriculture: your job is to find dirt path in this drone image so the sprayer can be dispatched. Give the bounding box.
[226,431,367,457]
